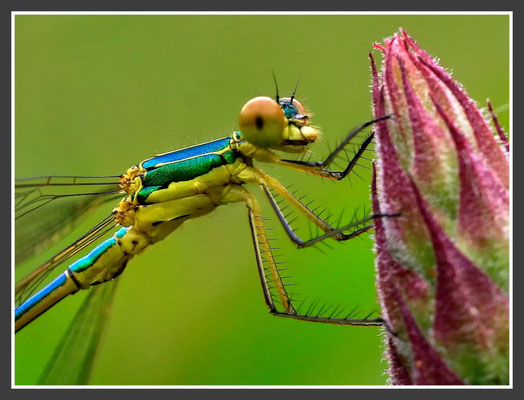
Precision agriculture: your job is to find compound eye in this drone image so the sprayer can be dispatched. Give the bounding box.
[239,96,285,147]
[292,99,306,115]
[280,97,308,115]
[280,97,307,116]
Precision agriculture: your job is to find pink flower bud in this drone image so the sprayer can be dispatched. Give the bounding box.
[371,30,509,385]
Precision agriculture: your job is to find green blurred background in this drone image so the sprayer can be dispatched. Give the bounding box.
[14,14,510,386]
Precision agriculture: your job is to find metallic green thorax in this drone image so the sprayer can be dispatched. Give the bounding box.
[136,135,241,203]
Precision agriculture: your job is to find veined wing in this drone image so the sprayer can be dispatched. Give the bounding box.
[15,175,123,265]
[15,175,122,219]
[15,213,119,305]
[38,278,120,385]
[15,175,123,305]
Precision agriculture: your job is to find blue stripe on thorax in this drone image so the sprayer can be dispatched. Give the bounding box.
[137,136,239,201]
[141,137,232,169]
[141,152,235,188]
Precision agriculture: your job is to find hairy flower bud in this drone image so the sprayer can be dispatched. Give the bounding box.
[370,30,509,385]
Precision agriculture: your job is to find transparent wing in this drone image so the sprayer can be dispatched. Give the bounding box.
[15,175,122,265]
[15,175,123,305]
[38,278,120,385]
[15,213,119,305]
[15,175,121,219]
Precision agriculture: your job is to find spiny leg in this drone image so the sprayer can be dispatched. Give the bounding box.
[211,185,387,327]
[259,183,387,326]
[256,169,396,247]
[262,199,384,327]
[242,185,385,327]
[273,308,384,327]
[256,170,372,245]
[263,185,381,247]
[209,185,295,314]
[247,205,295,314]
[315,115,389,168]
[264,205,387,328]
[276,115,389,180]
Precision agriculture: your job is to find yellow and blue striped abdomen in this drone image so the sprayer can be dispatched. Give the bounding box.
[15,227,131,331]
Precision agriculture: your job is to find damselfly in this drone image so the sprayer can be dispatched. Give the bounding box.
[15,92,389,384]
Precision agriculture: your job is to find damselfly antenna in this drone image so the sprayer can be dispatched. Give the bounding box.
[290,74,302,103]
[271,69,280,103]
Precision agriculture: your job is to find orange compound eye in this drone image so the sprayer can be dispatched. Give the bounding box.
[238,96,285,147]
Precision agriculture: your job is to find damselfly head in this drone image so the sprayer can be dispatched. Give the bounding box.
[238,96,319,153]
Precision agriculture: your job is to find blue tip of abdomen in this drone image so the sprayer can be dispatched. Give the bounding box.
[15,273,68,321]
